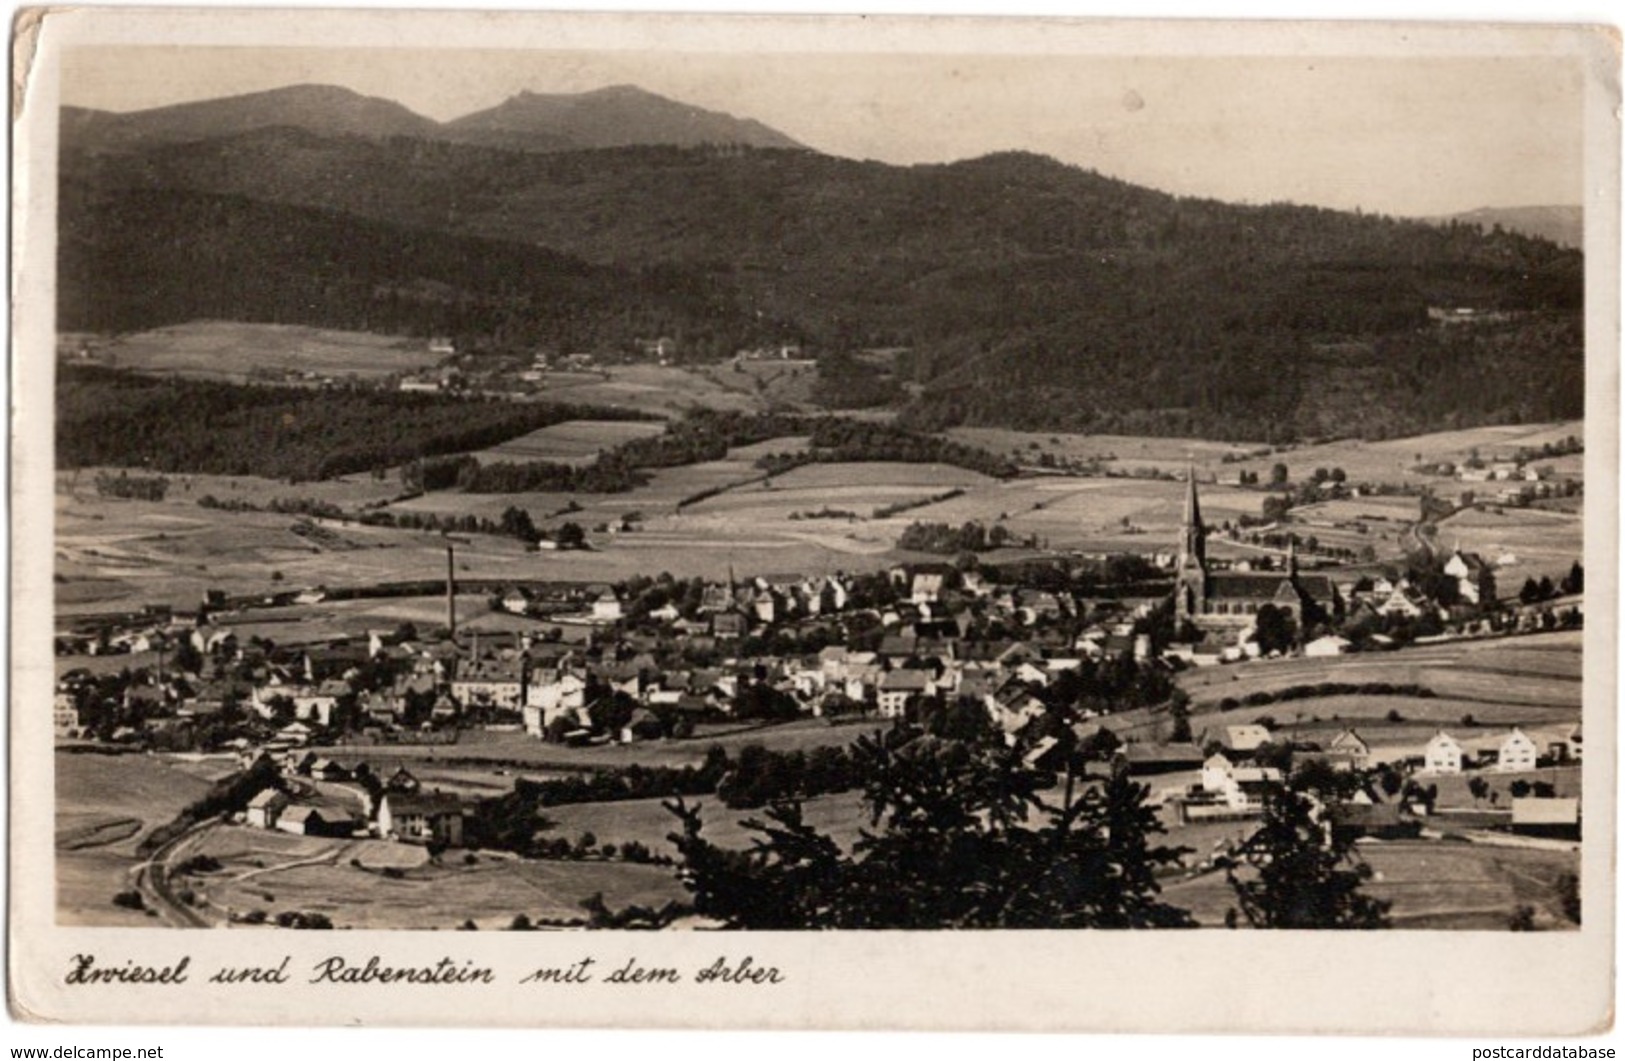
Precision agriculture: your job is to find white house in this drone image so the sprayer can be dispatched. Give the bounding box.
[1423,731,1464,775]
[877,670,933,718]
[378,792,465,847]
[591,592,624,622]
[1326,728,1371,771]
[53,693,81,739]
[245,788,291,829]
[1497,728,1539,773]
[292,680,347,727]
[1201,753,1235,794]
[1303,634,1352,658]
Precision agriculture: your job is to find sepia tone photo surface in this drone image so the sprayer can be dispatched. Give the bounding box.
[10,7,1618,1032]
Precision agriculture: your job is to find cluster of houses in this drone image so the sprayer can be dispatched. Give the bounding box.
[1117,718,1581,826]
[1419,725,1581,775]
[242,752,466,847]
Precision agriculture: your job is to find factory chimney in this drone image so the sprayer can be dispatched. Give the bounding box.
[446,543,457,641]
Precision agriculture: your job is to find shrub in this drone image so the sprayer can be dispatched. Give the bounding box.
[112,890,145,911]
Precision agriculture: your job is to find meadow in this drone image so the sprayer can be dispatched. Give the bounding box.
[190,828,685,929]
[946,420,1583,490]
[1087,631,1586,756]
[55,751,222,925]
[471,419,666,466]
[527,364,768,418]
[1158,841,1580,929]
[92,321,443,382]
[1436,505,1585,585]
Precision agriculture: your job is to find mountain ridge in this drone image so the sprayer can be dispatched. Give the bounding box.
[59,125,1584,441]
[1425,205,1583,250]
[62,81,805,155]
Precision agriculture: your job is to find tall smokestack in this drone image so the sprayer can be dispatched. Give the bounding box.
[446,543,456,641]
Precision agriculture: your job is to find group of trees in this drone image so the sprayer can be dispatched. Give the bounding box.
[93,470,170,501]
[57,364,647,482]
[1520,562,1584,603]
[662,727,1198,929]
[755,418,1017,479]
[406,451,648,495]
[646,723,1393,930]
[897,520,1015,555]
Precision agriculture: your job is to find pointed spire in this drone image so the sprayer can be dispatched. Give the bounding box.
[1180,461,1205,569]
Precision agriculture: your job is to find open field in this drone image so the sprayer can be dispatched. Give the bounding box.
[909,476,1268,548]
[55,493,531,613]
[1258,421,1584,489]
[94,322,443,381]
[1174,631,1581,706]
[947,429,1258,477]
[56,751,222,925]
[471,419,666,466]
[57,487,902,612]
[58,467,407,511]
[1159,840,1580,928]
[684,461,991,520]
[946,421,1583,491]
[1436,505,1585,586]
[186,827,684,929]
[526,364,767,417]
[1087,632,1585,748]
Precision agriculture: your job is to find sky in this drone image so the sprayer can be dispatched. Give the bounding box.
[59,43,1586,218]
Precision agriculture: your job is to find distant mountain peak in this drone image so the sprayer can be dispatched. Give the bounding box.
[445,83,803,152]
[62,82,440,150]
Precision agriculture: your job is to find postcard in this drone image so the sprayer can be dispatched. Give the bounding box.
[10,7,1618,1032]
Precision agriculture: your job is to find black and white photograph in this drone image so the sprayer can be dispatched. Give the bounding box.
[9,5,1618,1036]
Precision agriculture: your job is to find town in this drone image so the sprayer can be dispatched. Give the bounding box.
[55,423,1584,931]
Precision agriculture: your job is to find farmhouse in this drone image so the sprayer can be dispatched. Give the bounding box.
[1497,728,1539,773]
[1325,729,1371,772]
[245,788,290,829]
[276,805,348,837]
[1422,731,1465,775]
[379,792,465,847]
[1443,548,1497,606]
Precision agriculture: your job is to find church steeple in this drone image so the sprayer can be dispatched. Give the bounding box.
[1179,462,1206,570]
[1173,463,1208,624]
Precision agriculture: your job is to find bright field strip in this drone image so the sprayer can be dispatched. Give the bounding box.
[98,321,442,381]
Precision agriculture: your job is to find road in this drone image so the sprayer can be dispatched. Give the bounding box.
[133,818,218,928]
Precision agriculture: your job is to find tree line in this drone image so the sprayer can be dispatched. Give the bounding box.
[57,365,653,482]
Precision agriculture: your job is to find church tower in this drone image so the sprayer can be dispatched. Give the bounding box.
[1173,463,1207,623]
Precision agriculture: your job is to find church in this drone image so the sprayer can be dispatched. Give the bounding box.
[1170,467,1341,641]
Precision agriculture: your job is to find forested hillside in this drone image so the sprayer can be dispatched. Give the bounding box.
[58,180,783,358]
[56,364,656,481]
[59,127,1585,441]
